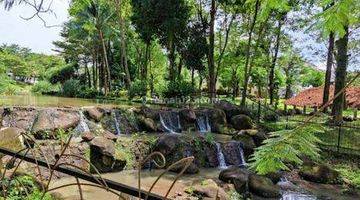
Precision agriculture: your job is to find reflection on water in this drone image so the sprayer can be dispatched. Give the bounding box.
[0,94,136,107]
[50,169,220,200]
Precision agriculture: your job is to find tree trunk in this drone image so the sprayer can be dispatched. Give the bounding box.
[99,30,111,95]
[208,0,216,100]
[142,43,150,81]
[191,68,195,87]
[177,57,183,79]
[268,16,284,105]
[240,0,260,107]
[332,26,349,124]
[168,34,176,82]
[115,0,131,89]
[322,32,335,110]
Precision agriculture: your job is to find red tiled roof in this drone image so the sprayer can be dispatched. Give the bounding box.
[284,86,360,109]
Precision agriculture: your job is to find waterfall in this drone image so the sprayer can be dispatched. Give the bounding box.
[159,111,181,134]
[112,110,121,135]
[215,143,227,169]
[74,111,90,135]
[237,142,246,167]
[196,115,211,133]
[281,191,316,200]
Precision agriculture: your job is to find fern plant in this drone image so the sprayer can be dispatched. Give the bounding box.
[249,124,324,175]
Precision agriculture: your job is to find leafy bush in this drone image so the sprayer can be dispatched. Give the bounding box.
[0,75,21,95]
[249,124,323,175]
[48,63,76,84]
[263,112,280,122]
[31,81,60,95]
[162,79,195,98]
[77,87,100,98]
[3,175,53,200]
[128,79,147,99]
[62,79,80,97]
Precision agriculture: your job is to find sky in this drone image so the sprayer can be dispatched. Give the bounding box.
[0,1,357,71]
[0,0,69,55]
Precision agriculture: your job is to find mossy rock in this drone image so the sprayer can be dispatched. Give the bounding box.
[231,115,253,130]
[299,161,340,184]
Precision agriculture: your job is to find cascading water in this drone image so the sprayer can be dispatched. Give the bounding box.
[112,110,121,135]
[281,191,317,200]
[74,111,90,135]
[159,111,181,134]
[215,143,227,169]
[278,177,317,200]
[196,115,211,133]
[237,142,246,167]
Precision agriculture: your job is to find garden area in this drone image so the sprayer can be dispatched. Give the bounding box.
[0,0,359,200]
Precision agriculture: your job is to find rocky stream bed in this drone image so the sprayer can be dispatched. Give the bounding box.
[0,100,359,199]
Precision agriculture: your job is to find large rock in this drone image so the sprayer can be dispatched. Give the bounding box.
[215,100,251,121]
[219,166,249,194]
[179,108,197,123]
[136,106,160,120]
[248,174,281,198]
[222,141,247,166]
[0,127,24,152]
[137,116,157,132]
[153,134,215,174]
[1,107,37,131]
[101,109,139,135]
[186,179,228,200]
[89,137,126,173]
[299,161,340,184]
[204,108,227,133]
[31,109,80,138]
[231,114,253,130]
[84,107,103,122]
[232,132,256,157]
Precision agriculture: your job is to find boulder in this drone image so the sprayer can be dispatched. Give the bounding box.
[215,100,242,121]
[179,108,197,123]
[248,174,281,198]
[222,141,247,166]
[81,132,95,142]
[137,106,160,120]
[299,161,340,184]
[84,107,103,122]
[137,116,157,132]
[104,131,118,142]
[232,132,256,156]
[101,109,139,135]
[187,179,228,200]
[204,144,219,167]
[1,155,19,169]
[1,107,37,131]
[219,166,250,183]
[231,115,253,130]
[153,134,214,174]
[0,127,24,152]
[31,109,80,138]
[219,166,249,194]
[205,108,227,133]
[89,137,126,173]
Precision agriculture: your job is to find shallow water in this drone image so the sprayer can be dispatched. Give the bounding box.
[0,94,137,107]
[50,169,220,200]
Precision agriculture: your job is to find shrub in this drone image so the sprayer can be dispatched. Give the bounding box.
[77,87,100,98]
[48,63,76,84]
[0,75,21,95]
[128,79,147,99]
[162,79,195,98]
[263,112,280,122]
[62,79,80,97]
[31,81,60,95]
